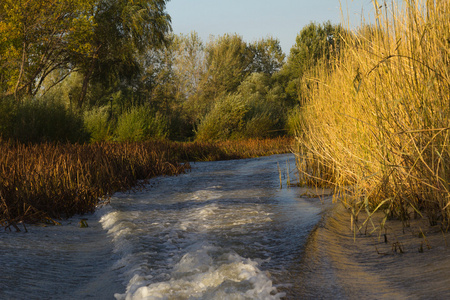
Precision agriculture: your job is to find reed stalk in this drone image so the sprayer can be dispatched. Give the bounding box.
[0,138,292,227]
[294,0,450,228]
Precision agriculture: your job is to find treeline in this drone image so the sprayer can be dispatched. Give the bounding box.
[0,0,344,143]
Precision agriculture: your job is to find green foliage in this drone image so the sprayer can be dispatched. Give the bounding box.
[196,73,289,141]
[249,37,285,75]
[115,106,168,142]
[204,34,253,95]
[0,0,97,99]
[7,96,89,143]
[83,106,113,142]
[195,94,249,141]
[190,33,254,119]
[0,97,16,138]
[281,21,344,102]
[237,73,287,139]
[171,32,206,101]
[72,0,172,107]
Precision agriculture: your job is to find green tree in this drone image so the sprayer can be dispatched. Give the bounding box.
[184,34,253,123]
[202,34,253,98]
[0,0,96,100]
[281,21,343,102]
[0,0,171,106]
[73,0,172,107]
[249,37,285,75]
[172,32,206,101]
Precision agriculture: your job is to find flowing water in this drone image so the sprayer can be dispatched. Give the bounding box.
[0,153,327,299]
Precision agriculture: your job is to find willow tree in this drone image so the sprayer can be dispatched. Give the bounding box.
[74,0,172,107]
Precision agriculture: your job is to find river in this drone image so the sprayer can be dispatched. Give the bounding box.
[1,153,331,299]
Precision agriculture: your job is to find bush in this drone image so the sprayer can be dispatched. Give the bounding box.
[196,73,289,141]
[83,106,114,142]
[195,94,249,141]
[115,106,168,142]
[5,96,89,143]
[0,97,16,139]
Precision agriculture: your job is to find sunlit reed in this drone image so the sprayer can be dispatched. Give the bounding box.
[294,0,450,228]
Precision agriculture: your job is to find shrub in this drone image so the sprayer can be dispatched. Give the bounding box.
[83,106,114,142]
[195,94,249,141]
[0,97,16,139]
[115,106,168,142]
[7,96,89,143]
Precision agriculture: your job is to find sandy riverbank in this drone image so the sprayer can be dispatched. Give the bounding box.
[297,197,450,299]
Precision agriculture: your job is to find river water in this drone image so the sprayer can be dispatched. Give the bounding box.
[0,153,329,299]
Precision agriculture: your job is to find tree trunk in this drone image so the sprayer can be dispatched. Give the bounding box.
[78,56,97,108]
[14,40,27,102]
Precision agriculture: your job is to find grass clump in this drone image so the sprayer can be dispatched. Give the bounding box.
[0,141,189,226]
[293,0,450,228]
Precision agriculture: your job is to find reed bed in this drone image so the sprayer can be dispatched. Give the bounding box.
[0,138,291,228]
[294,0,450,229]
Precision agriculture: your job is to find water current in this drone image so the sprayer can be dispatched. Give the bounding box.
[0,153,328,299]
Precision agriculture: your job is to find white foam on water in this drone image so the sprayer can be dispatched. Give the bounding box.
[187,186,223,202]
[98,191,283,299]
[94,154,316,299]
[114,244,285,300]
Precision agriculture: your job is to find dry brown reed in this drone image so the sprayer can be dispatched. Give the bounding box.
[294,0,450,229]
[0,138,292,228]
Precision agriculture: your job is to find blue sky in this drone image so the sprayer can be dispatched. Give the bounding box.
[166,0,377,54]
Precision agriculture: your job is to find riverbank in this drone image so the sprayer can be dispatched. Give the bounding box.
[298,199,450,299]
[0,138,292,228]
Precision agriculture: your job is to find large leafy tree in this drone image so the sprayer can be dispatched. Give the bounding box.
[249,37,285,75]
[0,0,96,100]
[282,21,344,102]
[203,34,253,98]
[171,32,206,102]
[71,0,172,107]
[0,0,171,106]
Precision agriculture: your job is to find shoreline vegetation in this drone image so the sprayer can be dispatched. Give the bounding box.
[1,0,449,245]
[0,138,292,230]
[293,0,450,233]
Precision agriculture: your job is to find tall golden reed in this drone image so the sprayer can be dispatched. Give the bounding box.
[294,0,450,227]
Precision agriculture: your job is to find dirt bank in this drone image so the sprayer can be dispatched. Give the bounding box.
[298,197,450,299]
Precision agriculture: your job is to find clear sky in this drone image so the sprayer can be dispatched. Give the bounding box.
[166,0,377,54]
